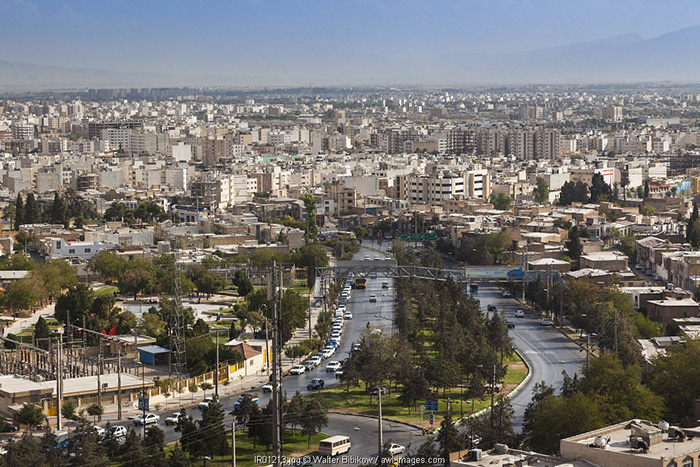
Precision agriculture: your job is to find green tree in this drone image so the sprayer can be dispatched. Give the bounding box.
[640,205,656,216]
[90,250,127,282]
[13,194,24,231]
[16,403,46,433]
[300,397,328,448]
[167,443,192,467]
[644,179,650,198]
[61,400,77,421]
[590,173,614,203]
[649,338,700,422]
[565,225,583,260]
[352,225,368,243]
[54,283,95,325]
[558,180,589,205]
[199,396,229,457]
[50,192,67,226]
[87,403,104,424]
[2,276,42,315]
[491,192,513,210]
[24,193,39,224]
[300,193,319,241]
[533,177,549,204]
[618,235,637,259]
[33,316,50,350]
[179,415,203,460]
[436,410,464,461]
[687,202,699,245]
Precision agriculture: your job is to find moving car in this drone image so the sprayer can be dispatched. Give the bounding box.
[487,305,497,312]
[307,378,325,390]
[234,393,259,407]
[369,294,377,302]
[387,443,406,455]
[502,291,512,298]
[290,365,306,375]
[515,309,525,317]
[198,398,213,410]
[326,361,342,372]
[369,271,377,279]
[319,435,351,456]
[165,413,184,426]
[134,413,160,425]
[364,255,371,261]
[382,282,389,289]
[107,425,127,440]
[540,318,552,326]
[343,311,353,320]
[507,321,516,329]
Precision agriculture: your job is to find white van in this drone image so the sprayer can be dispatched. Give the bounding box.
[319,435,351,456]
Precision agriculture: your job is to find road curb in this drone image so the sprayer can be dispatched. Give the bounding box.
[328,410,423,431]
[506,347,532,399]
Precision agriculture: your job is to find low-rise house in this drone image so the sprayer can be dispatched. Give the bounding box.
[580,251,629,272]
[647,297,700,323]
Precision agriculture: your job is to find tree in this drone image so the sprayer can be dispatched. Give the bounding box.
[61,400,77,421]
[33,316,50,350]
[558,180,589,205]
[687,202,699,245]
[16,403,46,433]
[300,397,328,448]
[2,432,47,466]
[436,410,464,461]
[198,396,229,457]
[565,225,583,260]
[54,283,95,325]
[618,235,637,259]
[590,173,614,203]
[179,415,203,460]
[3,203,15,231]
[90,251,127,282]
[352,225,368,243]
[50,192,67,226]
[167,443,192,467]
[236,275,253,297]
[300,193,319,241]
[2,277,42,315]
[24,193,39,224]
[649,338,700,422]
[491,192,513,210]
[87,403,104,424]
[522,381,555,437]
[199,382,213,399]
[640,205,656,216]
[14,194,24,231]
[644,179,650,198]
[533,177,549,204]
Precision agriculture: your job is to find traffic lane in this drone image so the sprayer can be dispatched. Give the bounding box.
[313,413,422,466]
[476,284,585,430]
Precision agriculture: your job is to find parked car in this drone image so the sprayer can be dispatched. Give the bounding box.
[635,264,643,270]
[234,393,259,407]
[502,291,512,298]
[330,331,342,341]
[302,361,316,372]
[369,294,377,302]
[326,340,339,348]
[165,413,184,426]
[0,423,18,433]
[515,309,525,318]
[507,321,516,329]
[307,378,325,390]
[322,347,336,358]
[310,355,323,366]
[290,365,306,375]
[388,443,406,455]
[91,425,106,438]
[344,311,353,320]
[540,318,552,326]
[326,361,342,372]
[198,398,213,410]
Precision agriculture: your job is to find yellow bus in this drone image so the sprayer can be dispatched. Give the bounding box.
[319,435,351,456]
[354,277,367,289]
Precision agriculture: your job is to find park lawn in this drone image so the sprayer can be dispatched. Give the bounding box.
[320,351,528,426]
[163,429,327,467]
[95,285,119,296]
[288,279,311,295]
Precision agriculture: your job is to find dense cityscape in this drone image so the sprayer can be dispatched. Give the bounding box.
[4,1,700,466]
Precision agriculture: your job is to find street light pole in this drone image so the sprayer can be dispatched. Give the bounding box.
[377,387,383,460]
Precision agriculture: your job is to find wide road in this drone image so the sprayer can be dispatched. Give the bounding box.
[477,283,586,429]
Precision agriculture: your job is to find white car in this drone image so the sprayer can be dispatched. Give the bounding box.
[262,382,273,393]
[326,361,342,372]
[322,347,336,358]
[289,365,306,375]
[332,324,343,332]
[515,309,525,318]
[310,355,323,366]
[331,331,342,341]
[374,255,381,260]
[369,294,377,302]
[344,311,353,320]
[107,425,127,439]
[165,413,184,426]
[364,255,371,261]
[91,425,106,437]
[198,398,213,410]
[134,413,160,426]
[502,291,512,298]
[388,443,406,455]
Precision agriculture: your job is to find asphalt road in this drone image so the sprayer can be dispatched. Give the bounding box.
[476,283,586,430]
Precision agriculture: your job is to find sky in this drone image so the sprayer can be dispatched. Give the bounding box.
[3,0,700,86]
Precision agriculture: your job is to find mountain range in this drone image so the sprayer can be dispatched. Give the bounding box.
[3,25,700,89]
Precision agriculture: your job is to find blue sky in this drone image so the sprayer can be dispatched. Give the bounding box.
[3,0,700,85]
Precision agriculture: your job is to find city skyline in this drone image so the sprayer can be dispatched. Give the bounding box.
[4,0,700,88]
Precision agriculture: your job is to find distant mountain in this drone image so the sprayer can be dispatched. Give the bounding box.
[3,26,700,88]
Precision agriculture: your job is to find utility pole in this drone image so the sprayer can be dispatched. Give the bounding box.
[490,363,496,427]
[378,387,383,460]
[97,339,102,421]
[231,423,236,467]
[270,261,283,466]
[117,345,122,420]
[215,330,219,398]
[56,335,63,431]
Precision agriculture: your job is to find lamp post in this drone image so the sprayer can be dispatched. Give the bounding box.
[137,361,146,418]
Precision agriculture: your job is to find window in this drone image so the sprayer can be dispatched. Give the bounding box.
[68,249,75,254]
[682,459,693,467]
[84,248,91,253]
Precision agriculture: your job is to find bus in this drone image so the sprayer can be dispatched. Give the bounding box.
[354,277,367,289]
[319,435,351,456]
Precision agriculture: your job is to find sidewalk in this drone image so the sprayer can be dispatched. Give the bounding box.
[4,303,55,336]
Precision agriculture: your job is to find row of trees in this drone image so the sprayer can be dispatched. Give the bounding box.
[1,259,77,316]
[8,189,96,231]
[558,173,615,205]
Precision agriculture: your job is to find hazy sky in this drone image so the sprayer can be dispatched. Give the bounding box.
[3,0,700,85]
